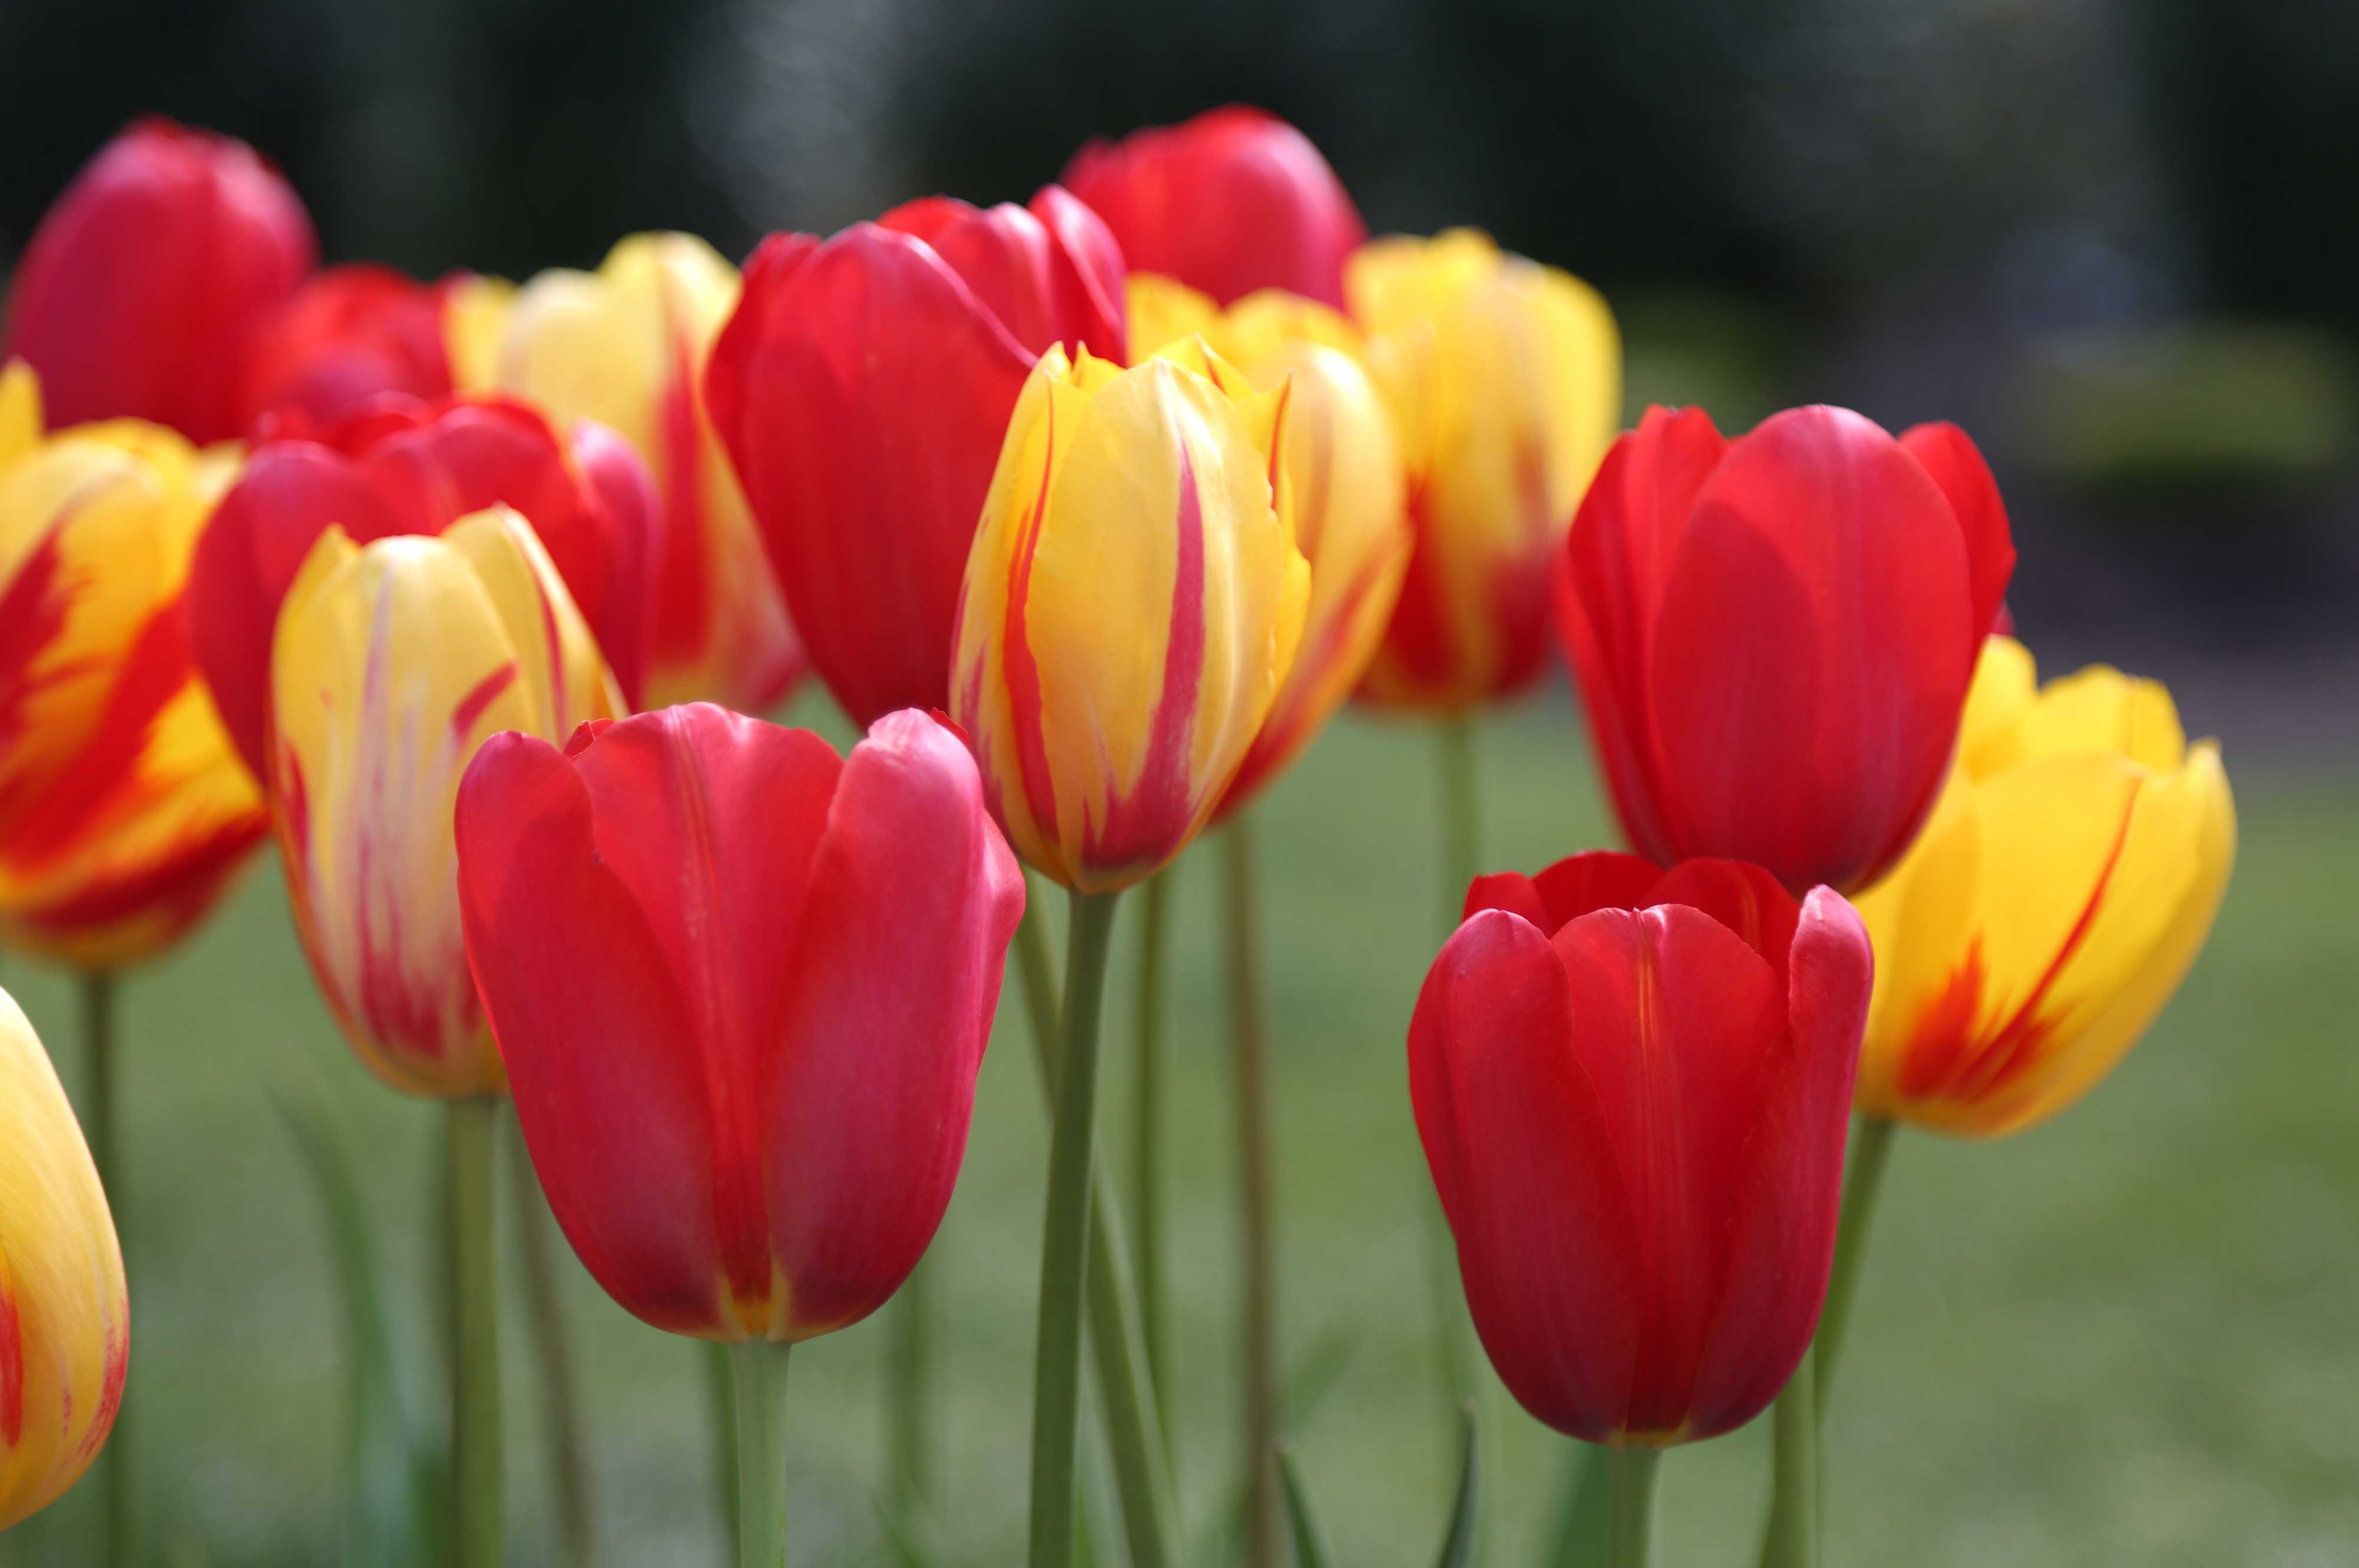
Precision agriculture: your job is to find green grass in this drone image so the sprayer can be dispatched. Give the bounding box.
[1,682,2350,1567]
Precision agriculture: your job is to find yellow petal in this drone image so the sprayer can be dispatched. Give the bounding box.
[443,274,517,394]
[0,360,41,477]
[440,505,623,737]
[1956,635,2037,775]
[1126,274,1217,360]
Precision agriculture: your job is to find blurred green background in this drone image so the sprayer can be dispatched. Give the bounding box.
[2,0,2356,1562]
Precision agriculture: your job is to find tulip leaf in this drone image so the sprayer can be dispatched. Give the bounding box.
[1435,1405,1480,1568]
[1277,1444,1336,1568]
[270,1064,437,1568]
[1543,1445,1611,1568]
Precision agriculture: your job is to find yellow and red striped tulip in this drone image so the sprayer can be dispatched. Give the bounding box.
[950,341,1309,891]
[0,985,129,1530]
[0,362,267,970]
[268,505,622,1098]
[1346,229,1620,712]
[1128,279,1409,814]
[495,234,803,712]
[1853,636,2235,1137]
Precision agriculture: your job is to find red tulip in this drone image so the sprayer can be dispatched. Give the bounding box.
[189,393,660,780]
[707,186,1124,727]
[229,264,485,435]
[1410,851,1872,1445]
[1063,106,1365,309]
[3,118,315,444]
[454,704,1024,1342]
[1555,405,2016,895]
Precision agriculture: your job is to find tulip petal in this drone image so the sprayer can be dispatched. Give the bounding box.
[1520,850,1665,931]
[1899,422,2016,643]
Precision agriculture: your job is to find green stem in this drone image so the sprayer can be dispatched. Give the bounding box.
[1605,1448,1660,1568]
[1763,1347,1817,1568]
[889,1257,931,1532]
[730,1341,789,1568]
[1813,1116,1898,1407]
[1425,719,1479,1427]
[1027,889,1122,1568]
[1221,823,1280,1568]
[83,975,133,1568]
[1016,893,1178,1568]
[507,1121,596,1567]
[707,1342,740,1564]
[1436,715,1480,924]
[448,1097,502,1568]
[1132,870,1172,1454]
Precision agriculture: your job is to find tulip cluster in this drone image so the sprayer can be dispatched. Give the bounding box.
[0,98,2239,1568]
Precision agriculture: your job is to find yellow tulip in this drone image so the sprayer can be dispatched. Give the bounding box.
[0,360,267,971]
[0,985,129,1530]
[1345,229,1621,711]
[269,505,622,1097]
[442,272,517,395]
[1854,636,2235,1136]
[495,234,801,712]
[950,341,1309,892]
[1129,278,1410,814]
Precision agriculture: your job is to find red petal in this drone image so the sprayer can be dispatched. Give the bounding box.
[1027,184,1130,363]
[1527,850,1674,933]
[569,417,665,705]
[1900,422,2016,643]
[1642,858,1801,985]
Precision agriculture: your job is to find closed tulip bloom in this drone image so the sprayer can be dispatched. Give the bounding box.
[951,341,1309,891]
[498,233,803,712]
[270,507,621,1098]
[0,364,267,969]
[705,186,1126,727]
[3,118,315,444]
[1064,106,1366,309]
[0,987,129,1529]
[1129,280,1410,814]
[454,705,1021,1340]
[190,392,659,779]
[1556,406,2017,896]
[1852,637,2233,1137]
[1410,851,1872,1444]
[230,264,508,435]
[1349,229,1621,712]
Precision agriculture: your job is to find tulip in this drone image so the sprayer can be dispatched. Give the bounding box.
[3,118,315,444]
[1556,405,2018,896]
[1852,636,2234,1138]
[0,362,268,971]
[268,505,620,1098]
[497,233,803,712]
[705,186,1125,727]
[230,264,510,435]
[1410,852,1871,1455]
[951,340,1309,892]
[190,392,659,780]
[0,987,130,1531]
[1064,106,1365,309]
[1343,229,1620,714]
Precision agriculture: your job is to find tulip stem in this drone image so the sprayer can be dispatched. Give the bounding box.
[1605,1447,1661,1568]
[1028,888,1122,1568]
[730,1341,789,1568]
[888,1257,932,1535]
[1813,1116,1898,1406]
[1425,721,1478,1426]
[1764,1346,1818,1568]
[1132,869,1172,1456]
[507,1119,597,1568]
[1436,715,1480,919]
[82,974,134,1568]
[707,1342,741,1562]
[448,1097,502,1568]
[1221,821,1281,1568]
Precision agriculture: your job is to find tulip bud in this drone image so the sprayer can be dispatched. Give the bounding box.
[1410,852,1871,1444]
[1131,281,1411,816]
[950,341,1309,891]
[705,186,1126,727]
[229,264,504,436]
[190,392,659,780]
[1852,637,2234,1136]
[497,234,803,712]
[1348,229,1621,712]
[0,987,130,1529]
[269,507,622,1097]
[1064,106,1366,309]
[0,362,267,970]
[455,705,1022,1341]
[1556,405,2018,895]
[2,119,315,444]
